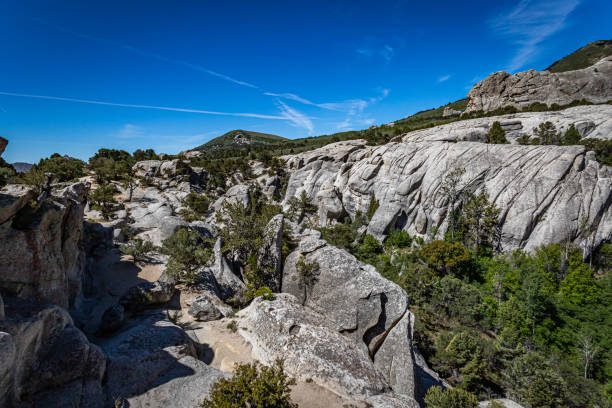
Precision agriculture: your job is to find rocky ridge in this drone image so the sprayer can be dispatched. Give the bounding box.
[396,105,612,143]
[282,137,611,255]
[466,56,612,113]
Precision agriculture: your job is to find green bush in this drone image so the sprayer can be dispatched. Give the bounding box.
[253,286,274,301]
[161,228,213,284]
[424,386,478,408]
[32,153,85,182]
[385,229,413,249]
[295,256,320,305]
[201,360,296,408]
[485,121,509,144]
[420,240,471,275]
[0,158,16,187]
[120,238,155,264]
[89,183,118,220]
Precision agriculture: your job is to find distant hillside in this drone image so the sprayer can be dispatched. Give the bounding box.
[194,129,288,152]
[395,99,468,126]
[546,39,612,73]
[11,162,32,173]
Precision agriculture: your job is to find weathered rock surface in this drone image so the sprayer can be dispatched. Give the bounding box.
[0,182,89,308]
[397,105,612,143]
[236,294,391,398]
[479,399,525,408]
[0,185,35,224]
[257,213,284,291]
[282,231,417,397]
[133,159,208,188]
[466,56,612,113]
[100,309,225,406]
[120,270,176,311]
[201,238,246,300]
[188,295,223,321]
[0,297,105,408]
[212,183,250,212]
[98,304,125,334]
[367,394,420,408]
[282,141,611,255]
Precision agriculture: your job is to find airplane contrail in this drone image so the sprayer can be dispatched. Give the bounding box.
[0,91,286,120]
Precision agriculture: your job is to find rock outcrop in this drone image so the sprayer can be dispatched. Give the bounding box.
[0,182,89,308]
[466,56,612,113]
[132,159,208,190]
[100,309,226,407]
[0,136,7,156]
[282,140,611,255]
[396,105,612,143]
[257,213,284,292]
[0,297,106,408]
[282,230,418,398]
[236,294,393,398]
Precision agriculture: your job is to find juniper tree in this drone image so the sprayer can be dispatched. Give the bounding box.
[439,167,466,241]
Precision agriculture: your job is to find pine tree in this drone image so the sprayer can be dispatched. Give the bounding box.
[486,121,509,144]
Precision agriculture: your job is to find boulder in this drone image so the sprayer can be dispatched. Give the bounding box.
[257,214,284,292]
[212,183,250,212]
[101,309,225,406]
[202,238,246,301]
[0,136,7,156]
[0,297,105,408]
[282,231,417,398]
[133,160,162,178]
[466,56,612,113]
[120,271,175,311]
[98,304,125,334]
[479,399,525,408]
[0,184,35,224]
[367,394,420,408]
[188,295,223,322]
[0,182,89,308]
[236,294,390,398]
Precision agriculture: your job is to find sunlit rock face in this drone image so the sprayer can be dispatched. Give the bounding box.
[465,56,612,113]
[282,140,611,256]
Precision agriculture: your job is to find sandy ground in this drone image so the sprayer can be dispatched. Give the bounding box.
[80,249,164,334]
[181,316,364,408]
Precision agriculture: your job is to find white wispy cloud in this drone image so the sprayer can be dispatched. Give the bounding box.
[0,91,286,120]
[438,74,451,83]
[357,44,395,62]
[276,100,314,134]
[28,18,391,134]
[489,0,581,72]
[335,89,388,129]
[117,123,144,139]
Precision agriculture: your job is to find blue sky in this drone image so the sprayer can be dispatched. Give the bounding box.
[1,0,610,163]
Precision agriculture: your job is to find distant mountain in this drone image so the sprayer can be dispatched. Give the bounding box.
[194,130,288,152]
[11,162,32,173]
[546,39,612,73]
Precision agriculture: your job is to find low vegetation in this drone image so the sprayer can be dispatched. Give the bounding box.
[201,360,296,408]
[161,228,213,284]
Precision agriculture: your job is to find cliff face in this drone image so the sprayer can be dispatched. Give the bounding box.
[465,56,612,113]
[0,182,89,309]
[282,139,611,255]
